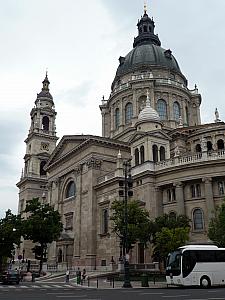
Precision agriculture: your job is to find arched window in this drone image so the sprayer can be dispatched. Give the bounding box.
[42,116,49,131]
[157,99,167,120]
[152,145,158,162]
[173,101,180,122]
[65,181,76,198]
[115,108,120,129]
[58,249,63,263]
[195,144,202,153]
[217,139,224,150]
[40,160,47,176]
[144,25,147,32]
[135,148,139,166]
[140,146,145,164]
[193,208,204,230]
[159,146,166,161]
[207,141,213,152]
[125,103,133,124]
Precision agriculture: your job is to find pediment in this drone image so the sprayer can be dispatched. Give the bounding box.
[129,130,171,144]
[46,135,90,167]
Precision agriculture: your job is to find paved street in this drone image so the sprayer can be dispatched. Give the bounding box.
[1,282,225,300]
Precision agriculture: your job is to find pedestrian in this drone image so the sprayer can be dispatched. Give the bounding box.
[76,267,81,284]
[66,270,70,283]
[82,268,86,282]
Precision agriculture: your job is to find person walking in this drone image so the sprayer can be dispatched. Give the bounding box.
[76,267,81,284]
[82,268,86,283]
[66,270,70,283]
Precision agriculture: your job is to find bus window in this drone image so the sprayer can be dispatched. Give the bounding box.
[182,250,197,278]
[166,250,181,276]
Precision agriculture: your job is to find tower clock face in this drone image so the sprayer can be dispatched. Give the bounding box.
[41,142,49,151]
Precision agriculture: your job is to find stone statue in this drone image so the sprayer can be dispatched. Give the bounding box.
[215,108,221,122]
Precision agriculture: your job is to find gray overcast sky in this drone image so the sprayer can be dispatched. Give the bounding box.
[1,0,225,217]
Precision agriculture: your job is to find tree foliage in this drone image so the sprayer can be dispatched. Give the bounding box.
[0,210,23,271]
[150,214,190,261]
[23,198,63,273]
[150,214,190,243]
[154,227,190,260]
[111,199,151,252]
[208,201,225,247]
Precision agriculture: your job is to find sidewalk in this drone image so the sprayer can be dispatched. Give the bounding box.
[70,277,167,289]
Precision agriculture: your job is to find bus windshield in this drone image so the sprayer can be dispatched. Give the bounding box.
[166,250,182,276]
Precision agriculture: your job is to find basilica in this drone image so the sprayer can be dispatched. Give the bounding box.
[17,7,225,270]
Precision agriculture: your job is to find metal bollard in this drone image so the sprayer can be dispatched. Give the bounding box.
[97,278,99,288]
[88,277,90,287]
[113,277,115,288]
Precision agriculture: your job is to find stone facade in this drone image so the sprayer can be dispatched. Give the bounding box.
[17,9,225,269]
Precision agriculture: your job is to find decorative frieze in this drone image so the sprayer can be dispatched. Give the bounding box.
[86,158,102,170]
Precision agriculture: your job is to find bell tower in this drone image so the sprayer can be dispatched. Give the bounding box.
[17,73,58,214]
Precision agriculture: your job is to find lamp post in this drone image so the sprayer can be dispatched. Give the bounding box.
[122,160,132,288]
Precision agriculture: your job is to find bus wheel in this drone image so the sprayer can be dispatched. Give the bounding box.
[200,276,211,288]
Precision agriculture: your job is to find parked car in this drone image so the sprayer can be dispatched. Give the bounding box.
[1,270,20,284]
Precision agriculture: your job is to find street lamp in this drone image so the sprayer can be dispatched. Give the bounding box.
[122,160,132,288]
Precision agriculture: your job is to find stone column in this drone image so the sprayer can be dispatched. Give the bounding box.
[101,110,105,137]
[174,182,185,215]
[202,177,215,220]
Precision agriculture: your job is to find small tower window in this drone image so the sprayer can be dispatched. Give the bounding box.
[140,146,145,164]
[144,25,147,32]
[195,144,202,153]
[152,145,158,162]
[40,160,47,176]
[135,148,139,166]
[160,146,166,161]
[42,116,49,131]
[217,139,224,150]
[207,141,213,152]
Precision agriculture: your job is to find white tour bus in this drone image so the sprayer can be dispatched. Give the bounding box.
[166,245,225,288]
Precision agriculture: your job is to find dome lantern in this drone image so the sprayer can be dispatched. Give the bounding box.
[133,4,161,48]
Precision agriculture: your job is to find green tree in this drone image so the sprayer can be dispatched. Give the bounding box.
[0,210,23,272]
[23,198,63,274]
[208,201,225,247]
[151,214,190,265]
[152,214,190,239]
[154,227,190,261]
[111,199,151,252]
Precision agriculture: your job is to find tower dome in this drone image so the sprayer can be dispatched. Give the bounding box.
[138,90,161,123]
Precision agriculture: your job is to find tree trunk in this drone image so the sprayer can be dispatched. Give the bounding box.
[39,245,44,275]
